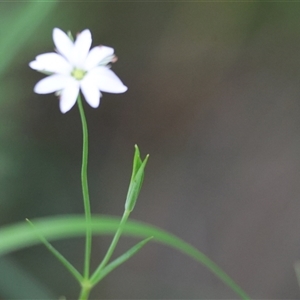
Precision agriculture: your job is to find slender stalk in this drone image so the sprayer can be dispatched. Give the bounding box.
[78,280,92,300]
[90,209,130,284]
[77,95,92,280]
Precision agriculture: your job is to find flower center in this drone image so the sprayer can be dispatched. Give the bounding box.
[71,68,86,80]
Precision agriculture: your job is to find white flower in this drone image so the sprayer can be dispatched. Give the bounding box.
[29,28,128,113]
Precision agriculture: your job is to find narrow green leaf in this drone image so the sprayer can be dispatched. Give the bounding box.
[90,236,153,285]
[0,215,250,299]
[26,219,83,283]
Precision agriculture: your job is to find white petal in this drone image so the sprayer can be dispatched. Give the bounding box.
[33,74,70,94]
[59,80,80,113]
[80,75,101,108]
[84,46,114,70]
[29,60,44,70]
[53,28,74,61]
[73,29,92,66]
[90,67,128,93]
[29,53,72,74]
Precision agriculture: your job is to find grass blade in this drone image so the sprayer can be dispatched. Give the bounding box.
[0,215,250,299]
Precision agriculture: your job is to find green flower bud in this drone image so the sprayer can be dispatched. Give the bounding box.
[125,145,149,212]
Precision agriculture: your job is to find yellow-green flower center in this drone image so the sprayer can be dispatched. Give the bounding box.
[71,68,86,80]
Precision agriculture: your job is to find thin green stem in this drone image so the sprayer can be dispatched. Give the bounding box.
[78,280,92,300]
[90,209,130,284]
[77,95,92,280]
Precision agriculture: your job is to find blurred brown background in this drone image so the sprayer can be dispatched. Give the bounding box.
[1,1,300,299]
